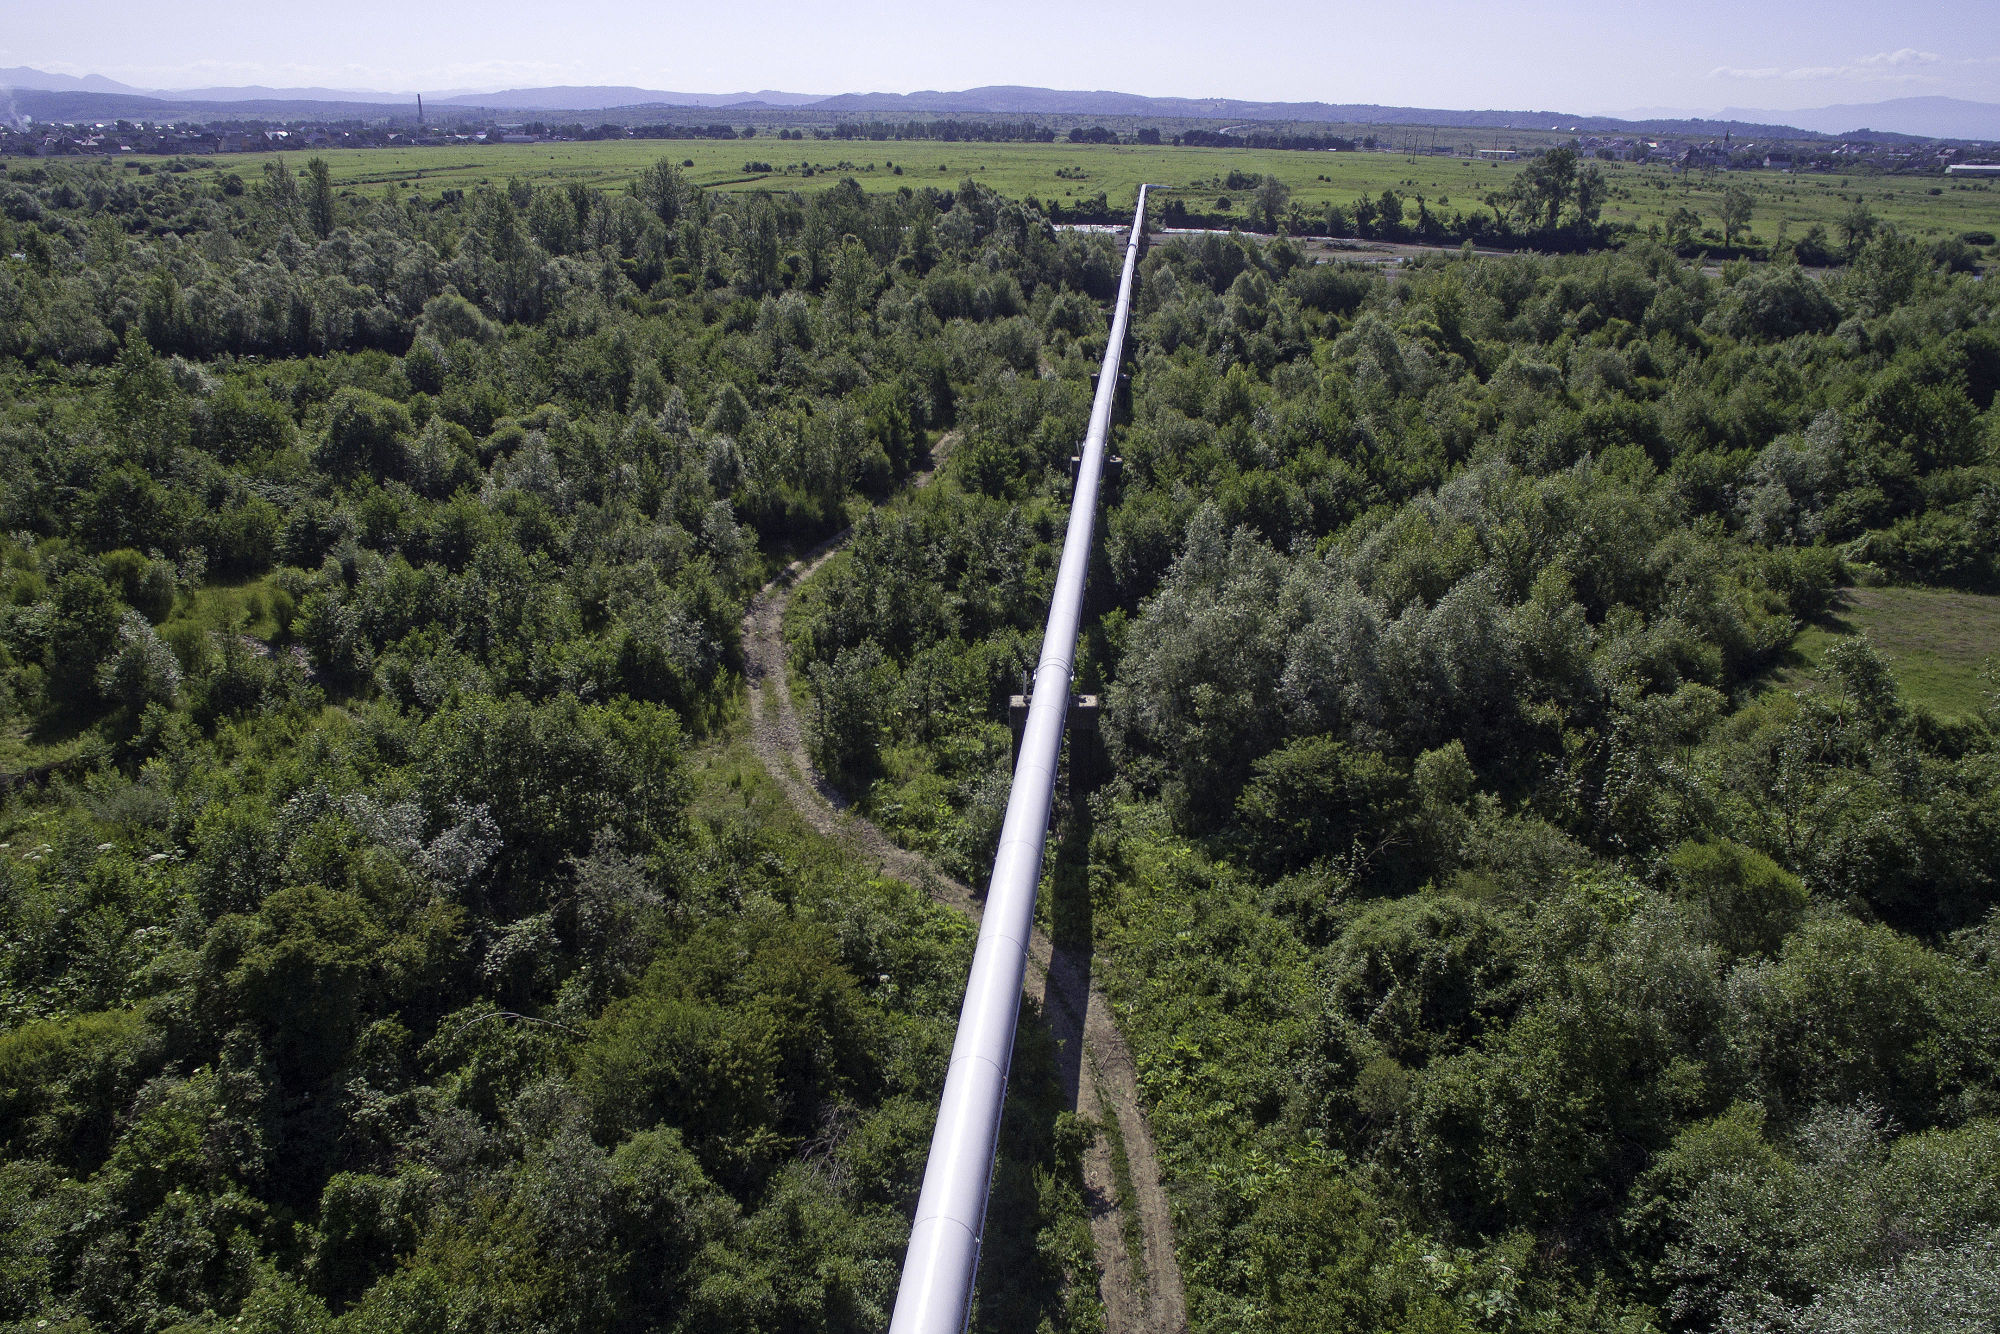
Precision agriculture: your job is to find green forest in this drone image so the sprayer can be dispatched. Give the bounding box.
[0,158,1115,1333]
[787,201,2000,1326]
[2,153,1999,1333]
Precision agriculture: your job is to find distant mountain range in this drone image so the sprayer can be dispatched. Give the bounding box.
[1722,97,2000,142]
[431,86,825,110]
[4,67,1997,142]
[0,68,824,112]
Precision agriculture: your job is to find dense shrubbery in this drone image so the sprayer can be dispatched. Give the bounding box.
[0,158,1129,1332]
[792,224,2000,1328]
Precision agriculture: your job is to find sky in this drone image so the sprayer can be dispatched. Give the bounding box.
[5,0,1999,114]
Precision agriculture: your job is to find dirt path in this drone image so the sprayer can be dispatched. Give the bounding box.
[741,437,1187,1334]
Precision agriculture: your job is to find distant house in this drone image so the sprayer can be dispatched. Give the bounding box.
[1945,163,2000,177]
[1765,154,1794,171]
[1476,148,1519,161]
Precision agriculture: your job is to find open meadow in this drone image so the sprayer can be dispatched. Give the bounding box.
[1779,585,2000,720]
[186,136,2000,249]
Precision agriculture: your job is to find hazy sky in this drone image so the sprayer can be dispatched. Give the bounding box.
[6,0,1998,113]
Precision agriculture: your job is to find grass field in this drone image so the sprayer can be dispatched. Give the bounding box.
[188,138,2000,247]
[1779,585,2000,720]
[167,573,289,642]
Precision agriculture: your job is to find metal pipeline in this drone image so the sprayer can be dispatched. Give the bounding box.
[887,184,1149,1334]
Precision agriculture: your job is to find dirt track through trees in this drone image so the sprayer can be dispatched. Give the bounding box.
[740,436,1187,1333]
